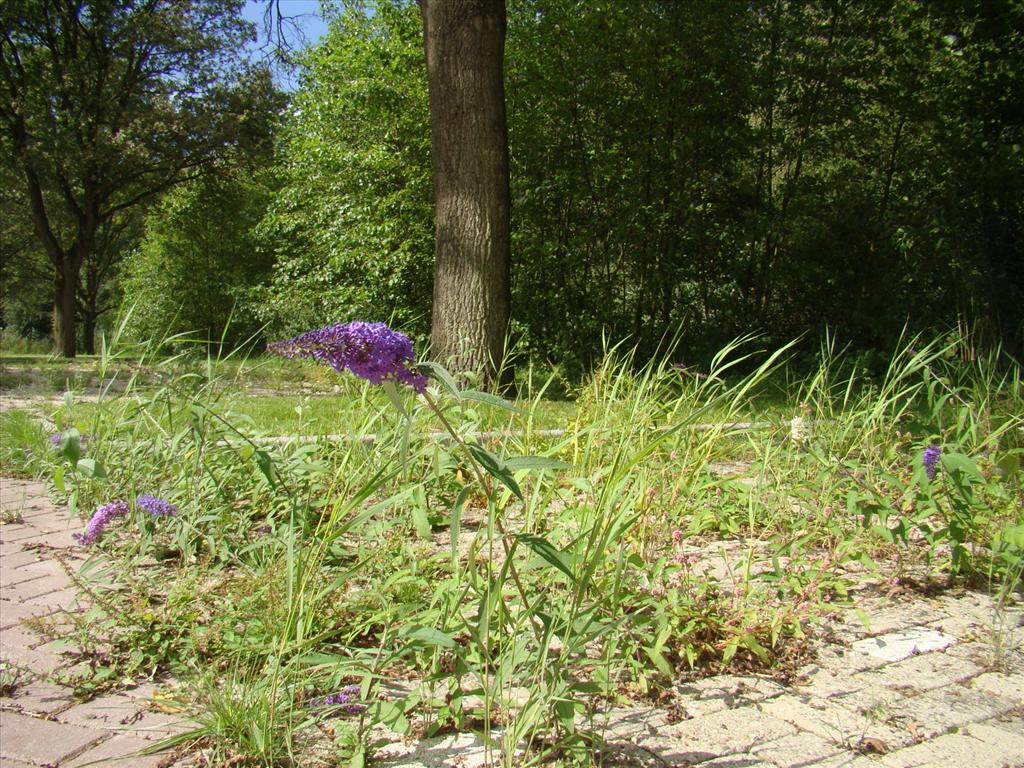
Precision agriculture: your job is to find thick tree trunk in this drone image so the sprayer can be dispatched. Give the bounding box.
[83,314,97,355]
[420,0,511,387]
[53,257,81,358]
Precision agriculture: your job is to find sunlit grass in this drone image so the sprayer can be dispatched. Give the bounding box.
[2,327,1020,767]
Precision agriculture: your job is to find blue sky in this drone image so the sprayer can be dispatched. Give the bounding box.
[242,0,331,89]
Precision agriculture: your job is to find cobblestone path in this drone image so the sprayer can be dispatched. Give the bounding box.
[2,477,1023,767]
[1,478,189,767]
[378,593,1024,768]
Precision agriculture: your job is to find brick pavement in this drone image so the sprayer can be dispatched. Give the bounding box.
[1,478,189,767]
[376,579,1024,767]
[2,476,1023,767]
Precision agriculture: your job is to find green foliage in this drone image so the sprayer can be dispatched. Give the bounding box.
[14,329,1019,765]
[245,0,1024,371]
[0,409,49,476]
[123,174,277,349]
[0,0,279,356]
[253,1,434,339]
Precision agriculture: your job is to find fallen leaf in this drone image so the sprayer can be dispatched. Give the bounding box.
[857,736,889,755]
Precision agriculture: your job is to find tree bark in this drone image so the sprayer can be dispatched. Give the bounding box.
[53,255,83,357]
[419,0,511,387]
[83,313,96,355]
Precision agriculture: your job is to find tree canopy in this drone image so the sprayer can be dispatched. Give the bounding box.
[3,0,1021,371]
[0,0,277,355]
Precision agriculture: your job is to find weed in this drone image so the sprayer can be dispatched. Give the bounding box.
[13,325,1019,766]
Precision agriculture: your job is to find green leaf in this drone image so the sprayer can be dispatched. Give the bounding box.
[460,389,524,413]
[254,450,277,488]
[504,455,575,471]
[644,645,675,678]
[741,634,769,661]
[60,429,81,465]
[416,361,461,398]
[76,458,106,480]
[371,700,409,734]
[189,404,205,434]
[721,637,739,665]
[941,452,983,481]
[411,486,432,539]
[516,534,574,580]
[995,451,1020,480]
[467,444,522,500]
[53,465,65,494]
[403,626,456,648]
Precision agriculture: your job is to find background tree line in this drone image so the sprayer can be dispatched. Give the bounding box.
[4,0,1021,374]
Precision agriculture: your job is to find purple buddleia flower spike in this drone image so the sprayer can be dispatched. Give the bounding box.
[136,494,178,517]
[922,445,941,481]
[309,684,365,715]
[74,500,130,545]
[268,322,427,392]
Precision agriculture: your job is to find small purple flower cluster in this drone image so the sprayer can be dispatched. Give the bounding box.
[74,495,178,545]
[49,433,63,446]
[73,500,129,545]
[268,322,427,392]
[923,444,941,481]
[136,494,178,517]
[309,684,364,715]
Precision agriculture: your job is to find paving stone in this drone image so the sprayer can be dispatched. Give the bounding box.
[58,691,144,728]
[692,755,774,767]
[16,505,61,522]
[23,586,81,612]
[750,732,847,766]
[894,683,1017,739]
[0,680,77,715]
[12,572,73,601]
[814,644,889,674]
[12,557,68,580]
[849,603,944,638]
[967,671,1024,703]
[0,621,47,650]
[931,592,1012,628]
[1,552,67,577]
[927,611,985,639]
[0,549,51,569]
[0,565,51,588]
[965,720,1024,757]
[57,690,188,738]
[759,696,912,751]
[26,528,82,549]
[64,734,170,767]
[635,707,797,765]
[945,640,1001,667]
[593,705,672,740]
[0,709,103,765]
[0,525,44,543]
[674,675,787,717]
[0,546,26,566]
[851,651,982,695]
[0,481,50,501]
[377,732,494,768]
[850,628,956,663]
[790,666,866,701]
[782,753,881,768]
[0,640,67,670]
[118,707,192,740]
[0,598,59,629]
[879,732,1023,768]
